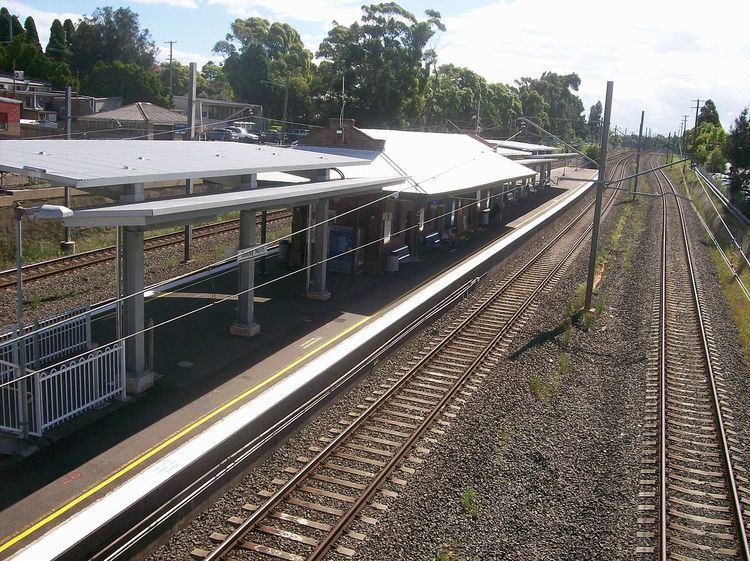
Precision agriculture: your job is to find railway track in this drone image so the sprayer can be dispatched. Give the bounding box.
[189,155,633,561]
[637,156,750,560]
[0,210,291,289]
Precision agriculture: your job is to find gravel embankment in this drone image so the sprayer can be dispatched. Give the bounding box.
[352,191,659,560]
[147,185,646,560]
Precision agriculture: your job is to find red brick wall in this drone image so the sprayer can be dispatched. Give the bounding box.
[299,119,385,151]
[0,100,21,138]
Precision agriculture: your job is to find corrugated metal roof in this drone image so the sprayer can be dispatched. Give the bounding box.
[297,130,535,196]
[0,140,369,188]
[515,158,559,166]
[487,139,557,152]
[79,102,186,125]
[63,176,405,228]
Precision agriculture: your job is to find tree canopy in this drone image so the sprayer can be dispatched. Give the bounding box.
[515,72,587,140]
[697,99,721,127]
[83,60,170,106]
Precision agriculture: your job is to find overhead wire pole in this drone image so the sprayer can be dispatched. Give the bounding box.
[164,40,177,96]
[62,85,74,252]
[632,110,645,200]
[584,80,614,312]
[691,98,702,159]
[183,62,197,263]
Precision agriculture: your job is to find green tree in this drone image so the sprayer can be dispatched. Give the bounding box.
[1,35,74,88]
[63,19,76,50]
[725,108,750,195]
[46,19,68,60]
[0,8,24,43]
[198,61,234,100]
[587,101,602,140]
[70,7,156,77]
[215,17,312,122]
[83,60,170,106]
[688,122,727,171]
[158,60,190,97]
[23,16,41,51]
[697,99,721,127]
[515,72,586,140]
[423,64,520,133]
[313,3,444,127]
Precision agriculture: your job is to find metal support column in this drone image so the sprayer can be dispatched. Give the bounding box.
[259,210,267,278]
[308,198,331,300]
[231,209,261,337]
[119,183,152,393]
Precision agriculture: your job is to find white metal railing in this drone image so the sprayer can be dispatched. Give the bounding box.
[0,348,34,436]
[37,342,125,433]
[0,306,91,369]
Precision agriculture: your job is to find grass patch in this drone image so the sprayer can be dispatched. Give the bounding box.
[435,545,459,561]
[529,371,561,401]
[559,353,570,376]
[461,487,479,520]
[673,164,750,365]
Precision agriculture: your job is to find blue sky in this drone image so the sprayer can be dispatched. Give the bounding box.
[6,0,750,135]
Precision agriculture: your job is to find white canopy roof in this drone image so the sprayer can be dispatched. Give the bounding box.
[0,140,368,188]
[62,176,405,228]
[297,130,535,196]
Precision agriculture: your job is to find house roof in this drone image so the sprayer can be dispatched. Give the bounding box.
[0,139,371,188]
[0,96,22,105]
[297,129,536,196]
[79,102,187,125]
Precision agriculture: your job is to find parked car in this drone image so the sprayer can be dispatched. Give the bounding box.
[207,128,238,141]
[226,126,260,143]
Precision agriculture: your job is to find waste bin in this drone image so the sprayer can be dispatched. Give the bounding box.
[278,239,290,263]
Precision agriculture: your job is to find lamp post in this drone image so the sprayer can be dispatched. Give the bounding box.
[13,203,73,438]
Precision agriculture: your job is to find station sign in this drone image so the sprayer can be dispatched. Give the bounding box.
[236,245,268,262]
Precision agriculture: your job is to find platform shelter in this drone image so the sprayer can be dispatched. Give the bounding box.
[0,140,403,394]
[295,121,538,272]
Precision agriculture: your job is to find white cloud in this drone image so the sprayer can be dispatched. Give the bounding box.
[440,0,750,133]
[206,0,360,25]
[131,0,199,9]
[4,1,81,48]
[157,46,214,69]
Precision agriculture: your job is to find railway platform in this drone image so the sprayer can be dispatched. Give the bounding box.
[0,166,596,560]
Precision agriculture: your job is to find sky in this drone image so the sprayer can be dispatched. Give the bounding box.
[6,0,750,136]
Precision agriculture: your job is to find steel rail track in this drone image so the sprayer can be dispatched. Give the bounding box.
[193,155,634,561]
[652,156,750,561]
[0,210,291,289]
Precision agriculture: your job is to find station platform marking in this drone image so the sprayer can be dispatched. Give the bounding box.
[160,292,271,303]
[0,313,371,556]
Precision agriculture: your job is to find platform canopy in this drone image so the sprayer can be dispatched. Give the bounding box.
[297,129,536,197]
[63,176,406,228]
[0,139,369,188]
[486,140,558,153]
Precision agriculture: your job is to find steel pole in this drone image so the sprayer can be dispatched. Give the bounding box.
[183,62,197,262]
[633,110,645,200]
[584,81,613,312]
[14,207,29,438]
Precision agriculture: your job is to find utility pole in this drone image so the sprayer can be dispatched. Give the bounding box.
[282,75,289,142]
[164,40,177,96]
[691,98,701,158]
[584,80,613,312]
[62,85,74,252]
[183,62,197,262]
[632,110,645,200]
[475,89,481,133]
[680,115,689,155]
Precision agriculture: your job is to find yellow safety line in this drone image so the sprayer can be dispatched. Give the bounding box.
[0,315,372,554]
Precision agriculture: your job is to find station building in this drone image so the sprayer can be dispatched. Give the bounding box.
[292,119,539,275]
